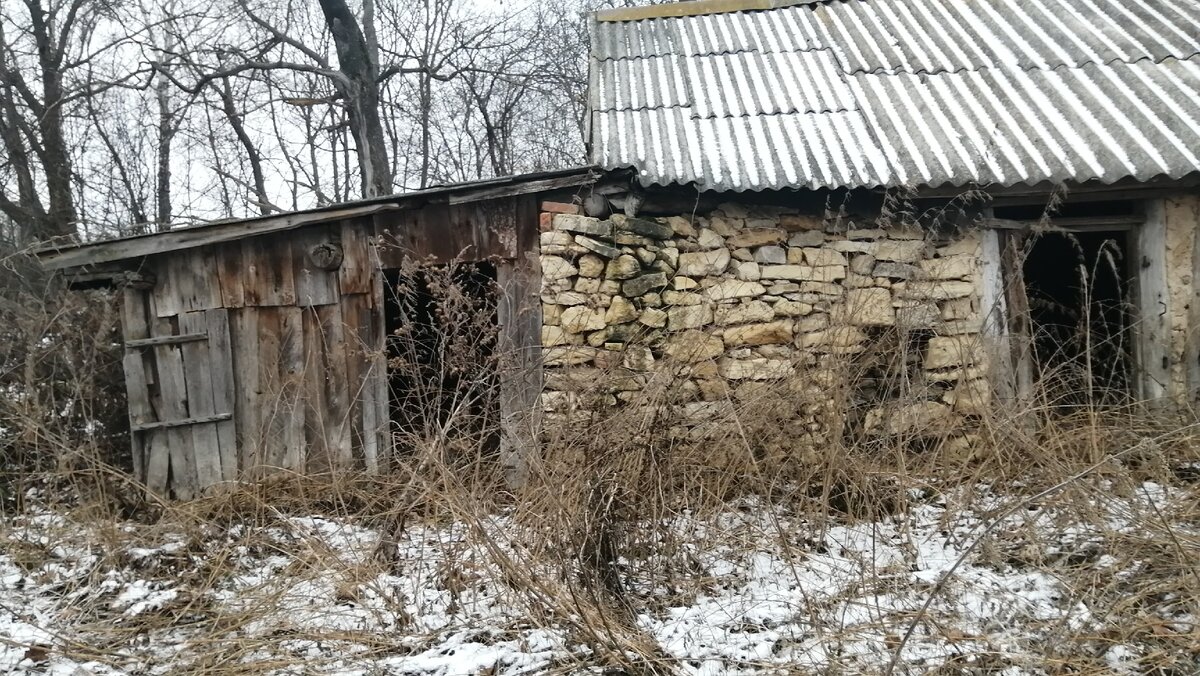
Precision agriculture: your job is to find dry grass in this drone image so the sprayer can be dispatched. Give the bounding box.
[0,247,1197,675]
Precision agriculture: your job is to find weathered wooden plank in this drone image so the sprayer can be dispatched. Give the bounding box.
[216,241,246,308]
[242,237,296,307]
[178,312,224,491]
[980,229,1015,403]
[338,222,374,294]
[318,303,353,468]
[255,308,284,474]
[119,287,152,485]
[150,315,198,500]
[40,203,402,270]
[293,227,340,307]
[206,309,239,483]
[181,247,223,312]
[278,306,307,471]
[125,333,207,348]
[131,413,233,432]
[495,196,544,488]
[150,256,183,318]
[301,307,331,472]
[230,308,261,477]
[341,294,369,467]
[1137,200,1171,400]
[1189,198,1200,401]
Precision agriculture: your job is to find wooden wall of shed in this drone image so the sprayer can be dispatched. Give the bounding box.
[123,192,546,496]
[127,217,388,493]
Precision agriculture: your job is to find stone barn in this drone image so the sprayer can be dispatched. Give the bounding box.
[38,0,1200,495]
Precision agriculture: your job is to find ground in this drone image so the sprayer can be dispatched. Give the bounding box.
[1,470,1196,675]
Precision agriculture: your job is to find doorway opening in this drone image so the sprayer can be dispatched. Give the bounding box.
[1019,229,1132,405]
[382,262,500,454]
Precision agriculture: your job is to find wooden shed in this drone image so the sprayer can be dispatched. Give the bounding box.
[37,168,608,498]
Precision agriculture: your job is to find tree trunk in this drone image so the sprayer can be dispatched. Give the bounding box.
[317,0,392,198]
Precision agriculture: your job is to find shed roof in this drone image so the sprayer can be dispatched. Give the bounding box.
[36,166,603,271]
[589,0,1200,192]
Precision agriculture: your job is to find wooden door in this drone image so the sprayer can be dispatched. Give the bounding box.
[121,287,237,499]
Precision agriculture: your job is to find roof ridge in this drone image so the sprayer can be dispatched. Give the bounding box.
[594,0,825,23]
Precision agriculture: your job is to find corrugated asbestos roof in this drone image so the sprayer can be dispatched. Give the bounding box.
[589,0,1200,192]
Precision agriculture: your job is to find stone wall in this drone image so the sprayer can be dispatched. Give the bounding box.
[537,201,990,441]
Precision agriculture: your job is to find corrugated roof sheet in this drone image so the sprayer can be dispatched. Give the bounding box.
[589,0,1200,191]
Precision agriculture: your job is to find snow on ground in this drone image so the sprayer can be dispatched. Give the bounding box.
[0,481,1195,675]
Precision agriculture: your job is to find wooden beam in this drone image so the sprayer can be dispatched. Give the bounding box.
[1135,199,1171,400]
[131,413,233,432]
[125,333,207,349]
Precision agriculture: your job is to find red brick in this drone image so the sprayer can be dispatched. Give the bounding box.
[539,212,554,231]
[540,201,580,215]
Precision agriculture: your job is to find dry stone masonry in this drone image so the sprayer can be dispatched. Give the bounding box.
[538,201,991,443]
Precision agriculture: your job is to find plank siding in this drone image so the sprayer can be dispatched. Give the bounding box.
[243,237,297,306]
[178,311,224,489]
[293,226,340,307]
[150,315,198,499]
[230,308,261,477]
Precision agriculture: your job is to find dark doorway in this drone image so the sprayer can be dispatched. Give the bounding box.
[1021,230,1132,405]
[382,262,500,452]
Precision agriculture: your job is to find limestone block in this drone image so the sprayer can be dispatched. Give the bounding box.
[788,230,826,247]
[540,231,573,248]
[641,292,662,307]
[576,235,621,259]
[723,320,793,346]
[829,240,874,254]
[667,303,714,330]
[672,276,699,291]
[678,248,731,276]
[614,232,651,247]
[639,307,668,328]
[896,302,941,329]
[803,248,848,267]
[543,303,562,326]
[543,346,597,366]
[873,261,922,279]
[941,298,976,321]
[561,306,606,334]
[786,248,805,265]
[732,247,754,262]
[621,217,674,240]
[940,318,984,336]
[799,325,867,349]
[708,215,742,235]
[937,235,982,257]
[605,296,639,324]
[605,254,642,280]
[795,313,829,333]
[873,239,929,262]
[623,272,669,297]
[586,329,611,347]
[541,325,571,347]
[658,247,680,268]
[900,280,975,301]
[577,254,605,278]
[599,280,622,295]
[574,277,601,294]
[697,229,726,250]
[541,256,577,282]
[779,214,824,231]
[664,329,724,362]
[634,247,657,266]
[735,261,762,281]
[773,300,814,316]
[664,290,704,306]
[728,228,787,248]
[716,300,774,325]
[844,273,875,288]
[755,345,793,359]
[665,216,696,237]
[919,254,978,281]
[760,264,846,282]
[943,378,991,415]
[755,245,787,264]
[799,281,845,297]
[719,357,795,380]
[865,401,954,435]
[553,291,589,306]
[924,334,986,370]
[850,254,876,275]
[554,214,611,237]
[832,287,895,326]
[705,279,767,301]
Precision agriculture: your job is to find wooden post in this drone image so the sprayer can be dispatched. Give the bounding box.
[1135,199,1171,401]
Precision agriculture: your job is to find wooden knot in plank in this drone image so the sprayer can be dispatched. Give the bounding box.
[307,242,344,270]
